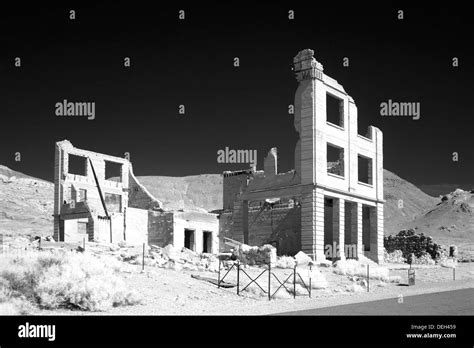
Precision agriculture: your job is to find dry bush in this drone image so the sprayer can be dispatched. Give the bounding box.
[333,259,389,281]
[0,250,141,313]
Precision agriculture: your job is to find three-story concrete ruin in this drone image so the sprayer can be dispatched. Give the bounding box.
[220,49,385,263]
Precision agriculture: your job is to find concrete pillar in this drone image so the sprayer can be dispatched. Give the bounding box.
[314,189,325,261]
[332,198,345,260]
[53,143,64,241]
[301,187,325,261]
[354,202,363,258]
[374,203,385,263]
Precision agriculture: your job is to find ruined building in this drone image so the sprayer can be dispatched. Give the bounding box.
[220,49,384,263]
[53,140,219,253]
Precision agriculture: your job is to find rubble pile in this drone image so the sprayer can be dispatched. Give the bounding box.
[275,251,316,269]
[128,244,220,273]
[384,229,446,261]
[275,256,296,269]
[232,243,277,266]
[4,237,221,273]
[346,276,367,292]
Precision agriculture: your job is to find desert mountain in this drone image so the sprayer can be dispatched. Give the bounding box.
[418,183,474,197]
[0,167,54,237]
[398,188,473,258]
[1,165,470,251]
[383,169,439,235]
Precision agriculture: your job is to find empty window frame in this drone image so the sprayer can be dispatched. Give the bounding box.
[104,193,122,213]
[327,143,344,177]
[358,155,373,185]
[105,161,123,182]
[68,154,87,176]
[326,93,344,128]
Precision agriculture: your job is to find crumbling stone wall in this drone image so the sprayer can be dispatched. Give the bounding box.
[217,211,233,252]
[248,206,301,256]
[148,211,174,246]
[128,167,162,211]
[223,171,250,210]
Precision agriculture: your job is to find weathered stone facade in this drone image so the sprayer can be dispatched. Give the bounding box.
[220,49,385,263]
[54,141,219,252]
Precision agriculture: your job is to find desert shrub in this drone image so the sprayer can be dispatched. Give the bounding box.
[384,229,446,260]
[384,249,406,263]
[333,259,389,281]
[412,252,436,265]
[0,250,141,313]
[0,280,35,315]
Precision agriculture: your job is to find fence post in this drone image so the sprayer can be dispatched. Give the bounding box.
[453,267,455,281]
[142,243,145,272]
[217,259,221,289]
[38,238,41,250]
[367,264,370,292]
[268,262,271,301]
[83,237,85,251]
[309,264,312,298]
[293,265,296,299]
[237,260,240,295]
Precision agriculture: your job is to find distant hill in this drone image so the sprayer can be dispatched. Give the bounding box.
[135,175,223,212]
[398,189,474,259]
[382,169,439,235]
[0,165,47,182]
[418,184,474,197]
[0,167,54,238]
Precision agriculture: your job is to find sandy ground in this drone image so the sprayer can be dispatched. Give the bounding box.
[35,261,474,316]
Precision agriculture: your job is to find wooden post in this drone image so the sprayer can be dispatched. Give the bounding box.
[217,259,221,289]
[367,264,370,292]
[309,264,312,298]
[38,238,41,250]
[453,268,455,281]
[268,262,271,301]
[237,261,240,295]
[83,237,85,251]
[142,243,145,272]
[293,265,297,299]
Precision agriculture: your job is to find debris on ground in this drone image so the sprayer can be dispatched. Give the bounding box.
[191,274,236,288]
[294,251,312,265]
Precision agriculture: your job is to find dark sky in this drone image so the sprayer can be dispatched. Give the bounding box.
[0,1,472,187]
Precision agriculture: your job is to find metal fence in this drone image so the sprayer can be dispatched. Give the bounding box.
[217,259,312,300]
